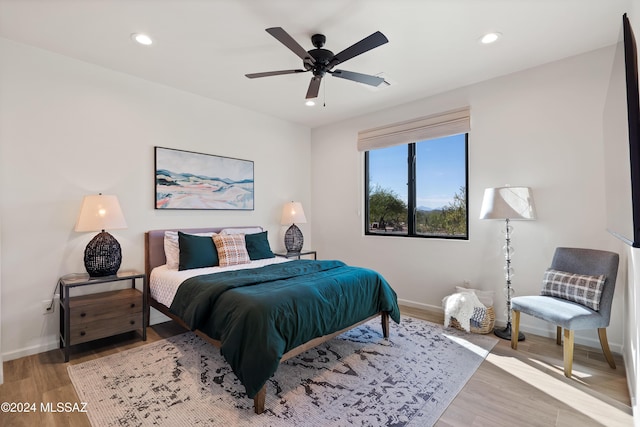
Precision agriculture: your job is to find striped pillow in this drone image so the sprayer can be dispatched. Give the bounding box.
[540,269,606,311]
[213,234,250,267]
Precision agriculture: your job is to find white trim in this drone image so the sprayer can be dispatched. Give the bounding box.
[398,297,623,354]
[2,339,59,362]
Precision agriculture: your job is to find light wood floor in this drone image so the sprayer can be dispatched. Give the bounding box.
[0,306,632,426]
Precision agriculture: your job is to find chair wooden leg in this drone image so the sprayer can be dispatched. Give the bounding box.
[598,328,617,369]
[563,329,574,378]
[556,326,562,345]
[511,310,520,350]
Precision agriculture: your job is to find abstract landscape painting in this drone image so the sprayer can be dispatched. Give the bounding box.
[155,147,254,210]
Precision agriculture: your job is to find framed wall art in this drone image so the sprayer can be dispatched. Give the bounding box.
[154,147,254,210]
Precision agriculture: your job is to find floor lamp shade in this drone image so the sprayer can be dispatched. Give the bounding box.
[480,186,536,341]
[75,194,127,277]
[479,187,536,221]
[281,201,307,252]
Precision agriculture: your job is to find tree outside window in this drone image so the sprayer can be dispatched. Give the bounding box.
[365,134,468,239]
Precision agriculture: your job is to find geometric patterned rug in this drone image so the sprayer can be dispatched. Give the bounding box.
[68,316,497,427]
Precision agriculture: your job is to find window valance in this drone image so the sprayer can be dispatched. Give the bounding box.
[357,107,470,152]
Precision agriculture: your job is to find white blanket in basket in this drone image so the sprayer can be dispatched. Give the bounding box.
[442,292,486,332]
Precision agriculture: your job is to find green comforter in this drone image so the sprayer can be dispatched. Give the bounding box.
[169,260,400,398]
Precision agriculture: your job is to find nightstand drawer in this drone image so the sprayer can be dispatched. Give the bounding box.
[70,313,142,345]
[69,288,142,323]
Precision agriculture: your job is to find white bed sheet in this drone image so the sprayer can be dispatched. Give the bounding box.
[150,257,291,307]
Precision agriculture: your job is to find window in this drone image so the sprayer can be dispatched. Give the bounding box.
[365,134,468,238]
[359,107,470,239]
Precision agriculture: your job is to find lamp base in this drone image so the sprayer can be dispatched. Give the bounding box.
[284,224,304,253]
[494,323,525,341]
[84,231,122,277]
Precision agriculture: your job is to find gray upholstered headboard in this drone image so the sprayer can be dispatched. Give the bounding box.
[144,226,262,281]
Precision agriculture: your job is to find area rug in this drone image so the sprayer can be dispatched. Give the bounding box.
[68,316,497,427]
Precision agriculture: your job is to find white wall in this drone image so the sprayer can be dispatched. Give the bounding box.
[0,38,311,360]
[311,46,624,351]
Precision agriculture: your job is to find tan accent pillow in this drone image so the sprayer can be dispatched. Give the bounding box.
[213,234,251,267]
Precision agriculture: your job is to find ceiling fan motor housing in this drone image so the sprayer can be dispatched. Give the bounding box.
[304,34,334,77]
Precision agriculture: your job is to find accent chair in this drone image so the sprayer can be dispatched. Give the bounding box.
[510,247,619,378]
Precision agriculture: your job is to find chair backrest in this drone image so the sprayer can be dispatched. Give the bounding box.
[550,247,619,323]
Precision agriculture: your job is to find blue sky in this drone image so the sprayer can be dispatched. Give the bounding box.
[368,134,466,209]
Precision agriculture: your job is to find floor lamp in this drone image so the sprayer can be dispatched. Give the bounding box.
[480,186,536,341]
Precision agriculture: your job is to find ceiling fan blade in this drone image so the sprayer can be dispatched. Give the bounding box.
[328,31,388,69]
[266,27,315,64]
[305,77,322,99]
[245,69,306,79]
[330,69,386,86]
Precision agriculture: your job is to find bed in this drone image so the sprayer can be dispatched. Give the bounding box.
[144,226,400,414]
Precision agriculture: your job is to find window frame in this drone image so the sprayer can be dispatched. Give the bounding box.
[364,133,469,240]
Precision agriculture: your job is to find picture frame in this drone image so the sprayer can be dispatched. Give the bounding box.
[154,146,254,210]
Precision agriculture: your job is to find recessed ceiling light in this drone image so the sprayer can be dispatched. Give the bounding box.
[480,32,502,44]
[131,33,153,46]
[305,100,315,107]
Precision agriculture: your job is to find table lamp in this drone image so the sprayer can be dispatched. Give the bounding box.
[75,194,127,277]
[281,201,307,253]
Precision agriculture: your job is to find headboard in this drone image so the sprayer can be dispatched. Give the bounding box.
[144,226,263,281]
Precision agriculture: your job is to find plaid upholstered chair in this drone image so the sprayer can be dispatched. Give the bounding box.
[510,247,619,378]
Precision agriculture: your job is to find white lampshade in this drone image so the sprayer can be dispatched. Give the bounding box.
[281,201,307,225]
[75,194,128,232]
[479,187,536,220]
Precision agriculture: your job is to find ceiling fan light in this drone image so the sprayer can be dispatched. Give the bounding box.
[305,100,315,107]
[131,33,153,46]
[480,32,502,44]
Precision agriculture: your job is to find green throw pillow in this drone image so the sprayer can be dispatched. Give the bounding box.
[245,231,275,260]
[178,231,219,270]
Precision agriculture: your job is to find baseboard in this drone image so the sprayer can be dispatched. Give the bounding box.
[2,338,59,362]
[398,298,623,354]
[3,308,171,362]
[2,300,624,362]
[397,298,442,313]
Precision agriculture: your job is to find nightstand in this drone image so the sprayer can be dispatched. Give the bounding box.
[58,270,147,362]
[274,250,317,260]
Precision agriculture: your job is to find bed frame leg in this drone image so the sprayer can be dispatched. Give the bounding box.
[254,385,266,414]
[381,312,389,339]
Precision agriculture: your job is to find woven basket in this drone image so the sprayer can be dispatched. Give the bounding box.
[449,305,496,334]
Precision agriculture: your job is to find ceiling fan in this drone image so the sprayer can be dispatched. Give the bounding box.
[245,27,389,99]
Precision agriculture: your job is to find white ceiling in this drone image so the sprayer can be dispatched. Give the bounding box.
[0,0,631,128]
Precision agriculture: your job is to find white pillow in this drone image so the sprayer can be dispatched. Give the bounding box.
[455,286,494,307]
[163,231,217,270]
[220,227,263,235]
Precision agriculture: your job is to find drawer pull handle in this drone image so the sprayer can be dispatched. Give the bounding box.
[80,312,86,317]
[130,320,135,325]
[80,331,86,336]
[130,303,136,308]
